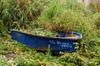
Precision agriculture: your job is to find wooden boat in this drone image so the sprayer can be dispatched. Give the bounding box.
[11,30,82,52]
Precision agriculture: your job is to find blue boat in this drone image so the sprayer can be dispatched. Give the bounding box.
[11,30,82,52]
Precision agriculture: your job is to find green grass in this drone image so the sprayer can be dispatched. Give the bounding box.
[0,0,100,66]
[0,36,100,66]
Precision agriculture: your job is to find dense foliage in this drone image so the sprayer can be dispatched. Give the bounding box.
[0,0,100,66]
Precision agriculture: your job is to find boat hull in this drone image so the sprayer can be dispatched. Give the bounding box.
[11,30,82,52]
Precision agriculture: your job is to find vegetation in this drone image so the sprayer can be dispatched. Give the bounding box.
[0,0,100,66]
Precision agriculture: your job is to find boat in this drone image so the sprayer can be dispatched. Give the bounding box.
[11,30,82,52]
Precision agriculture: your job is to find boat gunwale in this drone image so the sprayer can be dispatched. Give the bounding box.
[11,30,82,40]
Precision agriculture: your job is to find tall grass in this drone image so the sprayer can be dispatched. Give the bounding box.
[0,0,48,29]
[0,0,99,49]
[0,0,100,66]
[0,20,7,36]
[39,0,98,39]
